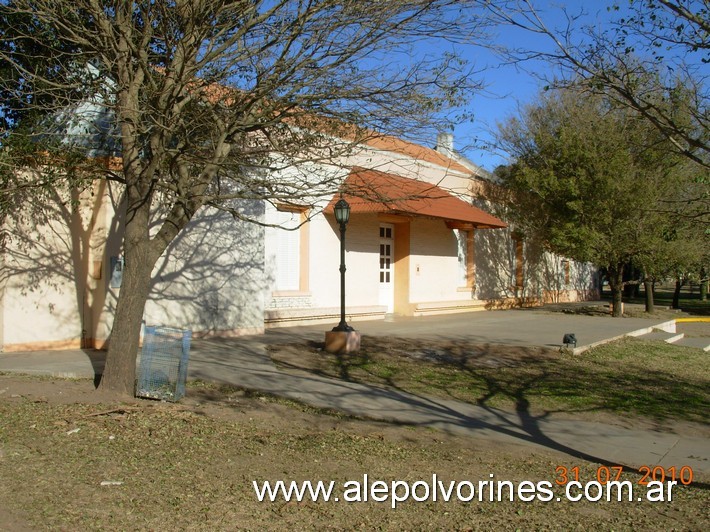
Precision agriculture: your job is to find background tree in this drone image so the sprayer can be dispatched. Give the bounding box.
[633,211,708,313]
[0,0,487,395]
[495,86,703,317]
[483,0,709,171]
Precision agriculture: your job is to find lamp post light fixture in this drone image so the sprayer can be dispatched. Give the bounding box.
[324,196,361,354]
[332,198,354,332]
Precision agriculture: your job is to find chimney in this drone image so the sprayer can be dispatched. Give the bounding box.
[436,131,454,153]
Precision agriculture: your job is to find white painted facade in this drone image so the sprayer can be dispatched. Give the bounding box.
[261,137,599,327]
[1,180,267,351]
[0,133,599,351]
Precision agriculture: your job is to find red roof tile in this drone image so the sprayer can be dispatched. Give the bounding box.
[362,135,472,175]
[325,167,507,228]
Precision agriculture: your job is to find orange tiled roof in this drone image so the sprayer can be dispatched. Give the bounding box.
[154,69,476,176]
[290,114,473,175]
[324,167,506,228]
[94,69,478,179]
[362,134,472,175]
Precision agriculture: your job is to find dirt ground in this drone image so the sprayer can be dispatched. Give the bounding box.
[1,373,708,530]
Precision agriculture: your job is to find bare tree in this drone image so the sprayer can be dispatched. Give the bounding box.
[482,0,709,169]
[0,0,488,395]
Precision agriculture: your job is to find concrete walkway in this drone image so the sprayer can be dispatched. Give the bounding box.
[1,307,708,474]
[261,307,679,354]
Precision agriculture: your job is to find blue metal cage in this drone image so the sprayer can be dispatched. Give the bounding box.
[136,326,192,401]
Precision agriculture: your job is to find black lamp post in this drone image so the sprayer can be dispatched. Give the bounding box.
[332,198,354,332]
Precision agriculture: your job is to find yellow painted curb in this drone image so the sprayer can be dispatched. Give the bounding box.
[675,317,710,323]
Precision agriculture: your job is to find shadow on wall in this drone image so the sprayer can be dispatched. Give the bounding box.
[145,200,267,335]
[474,227,518,301]
[538,251,599,303]
[0,180,123,348]
[328,214,464,258]
[475,225,598,305]
[1,185,267,348]
[0,98,125,349]
[327,213,380,255]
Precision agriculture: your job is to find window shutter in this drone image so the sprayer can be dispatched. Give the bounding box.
[455,229,467,287]
[275,210,301,291]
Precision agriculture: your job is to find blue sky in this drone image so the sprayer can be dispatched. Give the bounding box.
[453,54,543,172]
[445,1,626,171]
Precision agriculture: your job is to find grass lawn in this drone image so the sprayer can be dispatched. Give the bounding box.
[1,373,708,530]
[609,284,710,317]
[270,336,709,427]
[1,294,708,529]
[271,290,710,428]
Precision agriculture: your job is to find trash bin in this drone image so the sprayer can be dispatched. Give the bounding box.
[136,326,192,401]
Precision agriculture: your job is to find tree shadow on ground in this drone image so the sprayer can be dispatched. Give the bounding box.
[268,335,710,489]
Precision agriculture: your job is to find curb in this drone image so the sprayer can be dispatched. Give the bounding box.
[573,318,708,354]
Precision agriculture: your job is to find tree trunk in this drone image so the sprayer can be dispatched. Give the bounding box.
[701,266,708,302]
[608,264,624,317]
[98,244,155,396]
[98,189,163,396]
[644,276,654,314]
[672,277,682,309]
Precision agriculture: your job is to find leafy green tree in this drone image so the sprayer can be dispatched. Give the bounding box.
[496,86,703,316]
[633,214,708,312]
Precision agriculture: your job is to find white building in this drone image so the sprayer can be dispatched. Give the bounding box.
[0,132,598,352]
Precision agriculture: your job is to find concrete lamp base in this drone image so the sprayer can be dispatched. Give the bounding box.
[324,330,361,354]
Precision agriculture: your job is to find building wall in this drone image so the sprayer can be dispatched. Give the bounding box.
[1,276,84,350]
[82,185,267,345]
[259,151,602,322]
[263,209,502,323]
[408,218,465,303]
[144,203,266,337]
[263,204,600,324]
[537,251,600,303]
[345,146,472,196]
[474,226,518,300]
[2,134,602,348]
[335,215,382,308]
[264,210,383,312]
[254,139,504,324]
[0,185,95,351]
[0,253,4,348]
[1,181,266,351]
